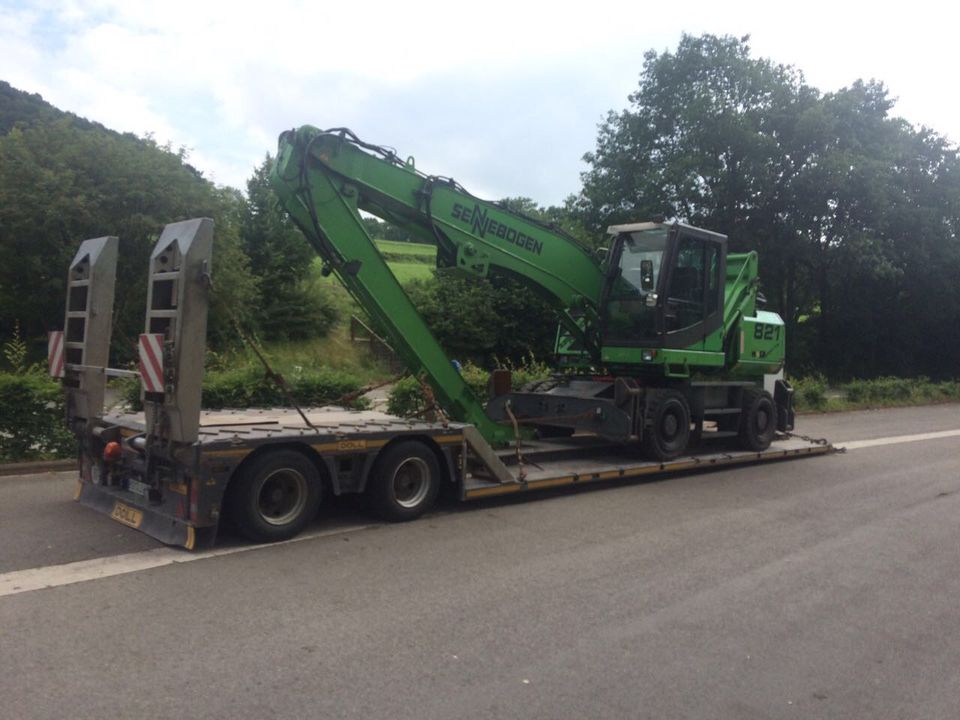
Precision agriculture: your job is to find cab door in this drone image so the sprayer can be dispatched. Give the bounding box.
[661,231,725,351]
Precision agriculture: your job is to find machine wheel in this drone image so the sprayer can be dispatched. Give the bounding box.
[368,441,441,522]
[229,449,323,543]
[739,388,777,451]
[642,389,691,461]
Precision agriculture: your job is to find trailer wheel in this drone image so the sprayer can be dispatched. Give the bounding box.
[739,388,777,451]
[642,389,691,461]
[229,449,322,543]
[368,441,440,522]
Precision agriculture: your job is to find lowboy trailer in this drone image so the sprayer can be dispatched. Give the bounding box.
[56,217,831,550]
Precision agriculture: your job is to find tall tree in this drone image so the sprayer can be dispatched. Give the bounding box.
[239,156,337,341]
[577,33,960,378]
[0,117,258,360]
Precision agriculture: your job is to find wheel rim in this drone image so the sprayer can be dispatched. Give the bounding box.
[662,412,680,439]
[392,457,431,509]
[256,468,308,526]
[756,407,770,433]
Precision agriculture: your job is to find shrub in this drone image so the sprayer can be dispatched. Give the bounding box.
[203,366,365,409]
[0,373,75,461]
[386,357,552,418]
[842,376,959,406]
[404,270,557,365]
[792,374,828,411]
[117,365,367,411]
[386,375,428,417]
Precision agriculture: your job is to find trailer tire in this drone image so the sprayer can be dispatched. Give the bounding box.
[229,449,322,543]
[739,388,777,451]
[642,389,691,461]
[368,441,441,522]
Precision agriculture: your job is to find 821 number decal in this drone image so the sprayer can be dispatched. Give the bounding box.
[753,323,781,341]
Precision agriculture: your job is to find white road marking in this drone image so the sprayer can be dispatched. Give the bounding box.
[837,429,960,451]
[4,427,960,599]
[0,523,374,599]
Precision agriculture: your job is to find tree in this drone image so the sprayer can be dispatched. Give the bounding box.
[405,269,556,366]
[239,156,337,341]
[576,33,960,378]
[0,118,259,361]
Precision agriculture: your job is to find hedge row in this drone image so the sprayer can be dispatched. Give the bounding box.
[121,365,368,411]
[0,373,75,462]
[792,375,960,412]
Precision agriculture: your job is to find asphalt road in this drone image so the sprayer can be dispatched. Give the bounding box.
[1,404,959,719]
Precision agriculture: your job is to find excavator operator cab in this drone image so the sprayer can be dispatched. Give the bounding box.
[602,222,726,350]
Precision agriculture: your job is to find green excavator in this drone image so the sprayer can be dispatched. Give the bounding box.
[270,126,794,460]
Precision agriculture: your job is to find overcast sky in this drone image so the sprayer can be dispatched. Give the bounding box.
[3,0,958,206]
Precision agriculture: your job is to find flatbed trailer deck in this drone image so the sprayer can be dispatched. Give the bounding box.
[467,435,831,499]
[74,405,831,550]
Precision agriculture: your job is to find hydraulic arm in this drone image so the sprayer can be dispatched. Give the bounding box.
[271,126,607,444]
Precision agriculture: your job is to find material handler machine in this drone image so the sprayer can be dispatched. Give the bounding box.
[58,126,823,550]
[269,126,795,458]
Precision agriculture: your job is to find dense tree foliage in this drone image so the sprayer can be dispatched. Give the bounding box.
[0,84,337,362]
[241,157,337,341]
[406,269,556,365]
[0,117,258,360]
[576,34,960,379]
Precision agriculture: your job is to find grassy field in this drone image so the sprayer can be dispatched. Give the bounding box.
[375,239,436,258]
[313,238,436,287]
[389,262,434,283]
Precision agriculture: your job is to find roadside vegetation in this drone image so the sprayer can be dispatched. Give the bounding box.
[792,376,960,413]
[0,326,73,461]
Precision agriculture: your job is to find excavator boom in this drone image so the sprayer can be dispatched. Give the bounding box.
[272,126,608,443]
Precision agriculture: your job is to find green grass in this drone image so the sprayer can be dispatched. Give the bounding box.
[312,239,437,288]
[375,239,436,258]
[389,262,434,283]
[216,325,394,385]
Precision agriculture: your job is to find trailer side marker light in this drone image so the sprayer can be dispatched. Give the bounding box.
[103,441,122,463]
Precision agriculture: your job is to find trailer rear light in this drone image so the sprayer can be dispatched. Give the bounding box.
[103,441,122,463]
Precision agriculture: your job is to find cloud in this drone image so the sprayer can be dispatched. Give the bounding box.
[2,0,958,204]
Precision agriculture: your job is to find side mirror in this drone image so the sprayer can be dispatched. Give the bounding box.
[645,292,659,308]
[640,259,654,290]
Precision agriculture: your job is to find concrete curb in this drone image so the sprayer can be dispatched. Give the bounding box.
[0,459,75,477]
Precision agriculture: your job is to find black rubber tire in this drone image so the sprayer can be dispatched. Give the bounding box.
[739,388,777,451]
[228,449,323,543]
[641,389,692,461]
[367,441,441,522]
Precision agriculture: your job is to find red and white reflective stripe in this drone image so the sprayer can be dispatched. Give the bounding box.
[48,331,65,378]
[139,333,165,393]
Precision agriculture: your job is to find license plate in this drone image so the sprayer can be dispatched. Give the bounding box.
[127,478,149,497]
[111,501,143,529]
